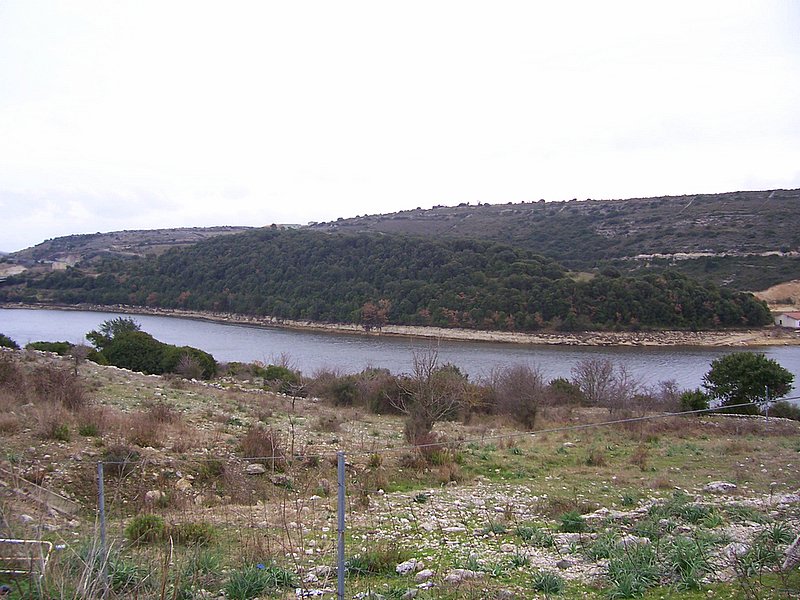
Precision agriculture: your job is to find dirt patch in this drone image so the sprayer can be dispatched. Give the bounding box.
[755,278,800,312]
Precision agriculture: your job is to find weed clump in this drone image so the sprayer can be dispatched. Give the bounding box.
[125,514,166,544]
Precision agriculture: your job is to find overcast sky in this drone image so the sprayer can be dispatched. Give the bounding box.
[1,1,799,252]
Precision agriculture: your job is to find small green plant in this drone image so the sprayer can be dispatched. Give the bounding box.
[346,545,410,576]
[666,535,712,590]
[481,521,508,535]
[606,544,660,598]
[559,510,586,533]
[516,524,555,548]
[224,563,297,600]
[125,514,166,544]
[758,522,794,545]
[78,422,100,437]
[508,553,529,568]
[51,422,71,441]
[585,532,618,560]
[413,492,430,504]
[170,521,217,546]
[531,570,564,594]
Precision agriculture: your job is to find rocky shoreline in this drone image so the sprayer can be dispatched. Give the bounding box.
[4,302,800,347]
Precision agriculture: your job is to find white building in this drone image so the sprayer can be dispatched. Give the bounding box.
[774,311,800,328]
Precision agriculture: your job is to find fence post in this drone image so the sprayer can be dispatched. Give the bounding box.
[337,451,346,600]
[98,461,108,599]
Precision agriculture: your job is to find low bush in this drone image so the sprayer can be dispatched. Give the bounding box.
[0,333,19,349]
[25,340,73,355]
[225,563,297,600]
[239,425,287,470]
[768,400,800,421]
[125,514,166,544]
[170,521,217,546]
[559,510,586,533]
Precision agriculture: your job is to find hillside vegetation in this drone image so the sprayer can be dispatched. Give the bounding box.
[1,230,771,331]
[310,188,800,290]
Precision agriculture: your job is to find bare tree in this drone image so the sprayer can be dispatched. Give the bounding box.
[493,363,546,429]
[572,358,640,414]
[394,347,466,443]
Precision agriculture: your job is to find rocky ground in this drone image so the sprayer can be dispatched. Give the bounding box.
[2,349,800,598]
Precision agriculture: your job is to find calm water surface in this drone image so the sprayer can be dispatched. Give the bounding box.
[2,307,800,397]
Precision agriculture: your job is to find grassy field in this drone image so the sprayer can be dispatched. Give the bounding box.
[1,348,799,599]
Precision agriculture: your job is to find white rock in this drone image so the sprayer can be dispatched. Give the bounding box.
[704,481,737,494]
[500,543,516,553]
[443,569,483,584]
[396,559,419,575]
[144,490,163,504]
[175,478,193,492]
[245,463,267,475]
[415,568,435,582]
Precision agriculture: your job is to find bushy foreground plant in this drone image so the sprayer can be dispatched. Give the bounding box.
[224,563,297,600]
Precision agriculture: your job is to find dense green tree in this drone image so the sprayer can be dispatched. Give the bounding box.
[0,333,19,349]
[702,352,794,415]
[3,230,772,331]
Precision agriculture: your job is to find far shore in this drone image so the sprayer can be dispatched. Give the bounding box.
[4,301,800,348]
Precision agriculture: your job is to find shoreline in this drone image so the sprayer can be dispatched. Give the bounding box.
[3,302,800,347]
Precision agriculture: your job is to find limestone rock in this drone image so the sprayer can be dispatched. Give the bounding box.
[245,463,266,475]
[704,481,737,494]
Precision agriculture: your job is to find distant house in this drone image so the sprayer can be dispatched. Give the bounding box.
[775,312,800,328]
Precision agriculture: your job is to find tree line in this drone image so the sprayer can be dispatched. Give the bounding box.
[1,229,772,331]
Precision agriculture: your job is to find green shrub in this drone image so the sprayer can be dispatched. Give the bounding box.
[25,340,73,355]
[666,536,712,590]
[606,544,660,598]
[78,422,100,437]
[768,400,800,421]
[0,333,19,349]
[225,564,296,600]
[531,570,564,594]
[516,524,555,548]
[559,510,586,533]
[679,389,709,412]
[170,521,217,546]
[125,514,166,544]
[346,545,409,576]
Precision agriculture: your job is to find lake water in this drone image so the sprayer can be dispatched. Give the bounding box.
[2,307,800,398]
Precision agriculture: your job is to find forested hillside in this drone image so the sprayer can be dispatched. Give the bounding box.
[1,229,771,331]
[310,189,800,290]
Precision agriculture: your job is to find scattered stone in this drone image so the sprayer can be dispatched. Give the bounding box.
[723,542,750,559]
[396,559,420,575]
[499,543,516,553]
[618,535,651,548]
[19,514,34,524]
[443,569,483,584]
[144,490,163,504]
[245,463,266,475]
[175,478,193,492]
[496,590,516,600]
[704,481,737,494]
[556,559,573,570]
[415,569,434,582]
[401,589,417,600]
[442,526,466,533]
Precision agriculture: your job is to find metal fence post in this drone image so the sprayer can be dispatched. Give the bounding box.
[337,451,346,600]
[98,461,108,599]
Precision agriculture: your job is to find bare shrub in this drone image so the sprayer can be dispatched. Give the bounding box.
[315,413,342,432]
[31,364,87,411]
[175,354,204,380]
[35,405,72,441]
[0,412,20,434]
[492,364,545,429]
[629,444,649,471]
[394,348,466,444]
[143,400,180,424]
[571,358,640,414]
[126,411,166,447]
[239,425,287,471]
